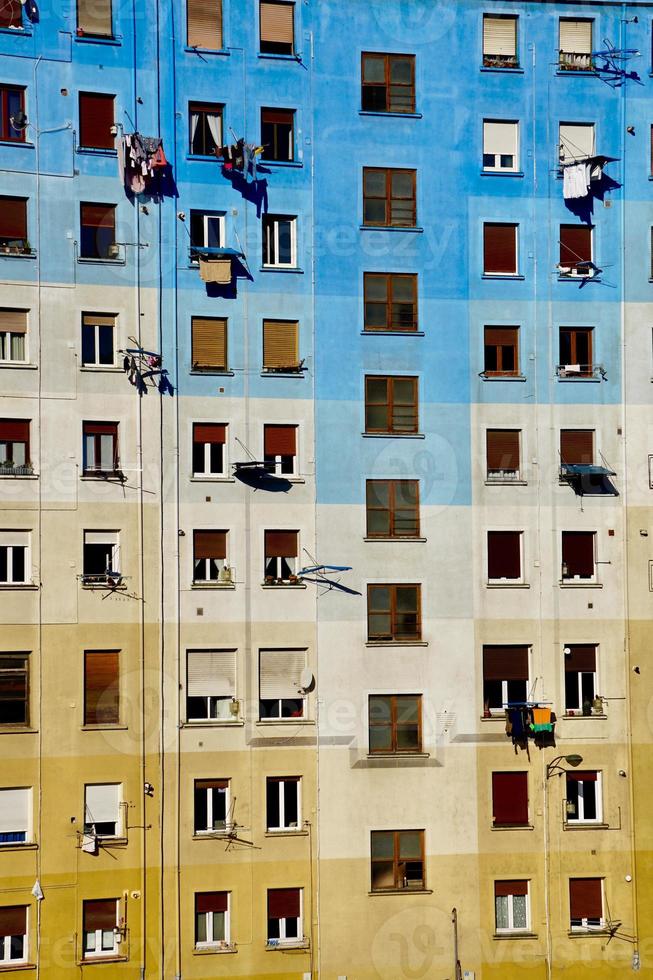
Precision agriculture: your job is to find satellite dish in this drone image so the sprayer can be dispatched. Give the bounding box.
[299,668,314,692]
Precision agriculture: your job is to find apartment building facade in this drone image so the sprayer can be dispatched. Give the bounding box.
[0,0,651,978]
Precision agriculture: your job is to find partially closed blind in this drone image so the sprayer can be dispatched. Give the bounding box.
[193,530,227,559]
[0,419,29,441]
[0,788,28,834]
[0,310,27,334]
[560,19,592,54]
[84,650,119,725]
[484,224,516,274]
[560,226,592,266]
[265,530,297,557]
[187,649,235,697]
[560,429,593,465]
[564,644,596,673]
[569,878,602,920]
[488,531,521,579]
[196,891,228,914]
[83,899,117,931]
[259,649,305,700]
[81,204,115,230]
[85,784,120,823]
[559,123,595,163]
[264,425,296,456]
[562,532,594,577]
[567,770,597,783]
[483,646,528,681]
[0,198,27,239]
[263,320,298,368]
[192,317,227,368]
[82,313,115,328]
[0,906,26,936]
[187,0,223,49]
[495,880,528,897]
[77,0,112,37]
[483,121,517,156]
[492,772,528,825]
[194,423,225,444]
[487,430,519,470]
[483,16,516,56]
[260,2,294,44]
[268,887,300,918]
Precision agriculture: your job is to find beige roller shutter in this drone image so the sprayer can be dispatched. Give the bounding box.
[483,16,516,56]
[260,2,294,45]
[559,123,595,163]
[483,121,517,157]
[187,0,223,49]
[0,309,27,333]
[560,19,592,53]
[187,649,235,698]
[77,0,112,36]
[192,317,227,369]
[82,312,116,328]
[263,320,298,368]
[259,648,306,701]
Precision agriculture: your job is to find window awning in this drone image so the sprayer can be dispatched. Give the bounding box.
[192,246,244,257]
[561,463,616,477]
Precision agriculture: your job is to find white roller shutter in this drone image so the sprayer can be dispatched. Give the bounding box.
[84,531,118,545]
[559,124,595,163]
[483,121,517,157]
[0,530,29,547]
[259,649,306,700]
[560,19,592,53]
[483,16,516,56]
[187,649,235,698]
[85,784,120,824]
[0,788,29,835]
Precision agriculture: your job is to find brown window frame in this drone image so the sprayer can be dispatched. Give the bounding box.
[363,167,417,228]
[486,430,520,480]
[483,223,518,275]
[366,479,420,538]
[367,584,421,642]
[370,829,425,892]
[559,326,593,377]
[569,877,603,928]
[82,421,119,475]
[189,102,223,156]
[561,531,596,581]
[483,645,529,714]
[78,93,115,151]
[361,53,416,114]
[0,196,27,251]
[364,376,418,434]
[261,107,295,162]
[191,316,228,371]
[487,530,523,582]
[484,326,519,377]
[368,694,422,754]
[0,652,29,727]
[363,272,418,332]
[0,86,25,143]
[564,644,597,713]
[0,418,29,471]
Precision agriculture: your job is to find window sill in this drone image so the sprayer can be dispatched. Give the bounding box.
[362,432,424,440]
[480,170,524,178]
[0,583,37,590]
[480,66,524,74]
[257,52,301,62]
[259,159,304,168]
[190,476,234,483]
[81,583,127,591]
[0,251,36,259]
[480,374,527,382]
[260,371,307,378]
[191,582,236,590]
[564,822,609,830]
[491,824,534,832]
[486,582,530,589]
[189,369,234,376]
[81,724,128,731]
[0,362,37,370]
[559,581,602,589]
[494,932,538,941]
[79,365,122,372]
[0,27,31,37]
[361,330,424,337]
[480,715,504,722]
[368,889,433,896]
[0,473,38,480]
[365,641,428,648]
[256,719,314,727]
[567,929,610,938]
[364,537,427,543]
[360,225,423,234]
[0,841,37,851]
[0,726,37,734]
[76,147,117,157]
[79,956,128,965]
[556,376,601,383]
[193,945,237,955]
[184,46,230,56]
[0,140,34,149]
[482,274,524,281]
[367,752,429,760]
[186,153,220,162]
[557,276,595,283]
[192,832,236,841]
[261,583,307,589]
[264,829,309,838]
[78,257,126,266]
[562,713,606,720]
[259,266,304,274]
[485,480,527,486]
[359,110,423,120]
[265,940,310,951]
[555,69,597,77]
[73,34,121,46]
[0,965,36,973]
[92,836,127,846]
[181,720,244,728]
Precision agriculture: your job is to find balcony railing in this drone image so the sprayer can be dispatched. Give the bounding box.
[0,463,33,476]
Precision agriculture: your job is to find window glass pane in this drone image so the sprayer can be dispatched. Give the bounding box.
[196,912,207,943]
[392,276,413,302]
[12,547,25,582]
[369,586,390,611]
[364,200,386,223]
[391,172,413,197]
[98,325,114,364]
[13,443,25,465]
[369,694,392,723]
[390,59,412,83]
[512,894,527,929]
[495,895,509,929]
[393,379,414,403]
[371,831,393,858]
[278,221,292,264]
[366,379,388,404]
[398,830,421,859]
[371,862,394,889]
[99,434,113,469]
[10,334,24,360]
[366,276,387,301]
[396,587,417,612]
[367,511,390,535]
[396,726,419,750]
[363,57,385,83]
[396,695,419,723]
[364,170,386,196]
[212,910,226,941]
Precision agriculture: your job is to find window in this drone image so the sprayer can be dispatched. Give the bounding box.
[264,425,297,475]
[264,530,298,583]
[266,776,300,830]
[483,646,528,715]
[82,899,119,959]
[559,225,592,275]
[559,123,595,165]
[559,19,593,71]
[569,878,603,930]
[259,648,306,720]
[77,0,112,37]
[0,654,28,726]
[0,906,27,965]
[260,1,294,55]
[486,430,520,481]
[564,644,597,713]
[367,584,421,642]
[492,772,528,826]
[262,319,300,371]
[83,531,119,577]
[195,892,229,947]
[190,210,224,259]
[0,532,29,585]
[81,313,116,367]
[566,771,601,823]
[262,214,296,268]
[365,376,418,434]
[487,531,522,583]
[79,94,115,151]
[361,53,415,113]
[0,1,22,29]
[366,480,419,538]
[483,223,518,275]
[370,830,424,891]
[363,168,416,228]
[193,530,227,583]
[0,419,30,473]
[0,87,25,143]
[0,788,30,844]
[191,317,227,371]
[84,650,119,726]
[186,649,236,722]
[369,694,421,754]
[559,327,593,376]
[364,273,417,332]
[495,881,529,933]
[483,121,518,172]
[80,204,116,260]
[484,326,519,377]
[560,430,594,466]
[0,310,26,363]
[83,422,119,475]
[267,888,302,945]
[0,197,27,252]
[192,423,226,477]
[187,0,223,49]
[194,779,228,834]
[84,784,121,838]
[189,102,222,155]
[561,531,596,581]
[483,15,518,67]
[261,108,294,162]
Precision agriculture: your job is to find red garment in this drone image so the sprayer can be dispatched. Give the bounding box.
[150,145,168,168]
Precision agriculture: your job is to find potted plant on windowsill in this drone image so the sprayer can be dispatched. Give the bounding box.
[288,574,299,585]
[483,699,492,718]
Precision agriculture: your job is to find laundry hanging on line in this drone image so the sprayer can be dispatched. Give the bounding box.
[562,162,591,199]
[199,256,232,284]
[218,138,264,182]
[118,133,169,195]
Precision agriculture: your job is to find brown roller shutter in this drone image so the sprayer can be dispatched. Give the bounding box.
[485,327,518,346]
[84,422,117,436]
[562,532,594,578]
[483,646,529,681]
[193,530,226,560]
[567,770,597,782]
[560,225,592,266]
[0,419,29,441]
[560,430,593,465]
[268,888,300,919]
[193,423,225,444]
[492,772,528,825]
[484,224,516,274]
[82,313,116,328]
[487,430,519,471]
[195,779,228,790]
[260,2,294,45]
[0,905,26,935]
[79,94,115,150]
[83,899,117,931]
[0,310,27,334]
[495,880,528,897]
[84,651,119,725]
[77,0,112,37]
[488,531,521,579]
[81,204,115,231]
[564,644,596,673]
[569,878,602,920]
[196,891,228,914]
[262,108,294,125]
[0,198,27,240]
[265,530,297,557]
[263,320,299,369]
[192,317,227,369]
[264,425,296,456]
[187,0,223,49]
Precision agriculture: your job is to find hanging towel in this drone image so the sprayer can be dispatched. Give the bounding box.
[563,162,590,199]
[531,706,553,732]
[199,257,232,284]
[508,707,525,737]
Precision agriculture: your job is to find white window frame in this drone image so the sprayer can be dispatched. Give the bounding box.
[83,784,122,839]
[195,896,230,948]
[81,317,116,368]
[186,649,236,723]
[495,886,530,934]
[194,781,229,834]
[0,911,27,964]
[83,531,120,577]
[564,648,598,714]
[559,122,595,165]
[202,213,224,248]
[486,530,524,584]
[566,772,602,824]
[263,215,297,269]
[267,777,301,831]
[82,900,119,959]
[0,331,26,364]
[486,677,529,716]
[266,451,297,476]
[561,531,597,583]
[0,534,30,585]
[268,890,303,945]
[194,441,225,477]
[483,120,519,173]
[0,787,31,845]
